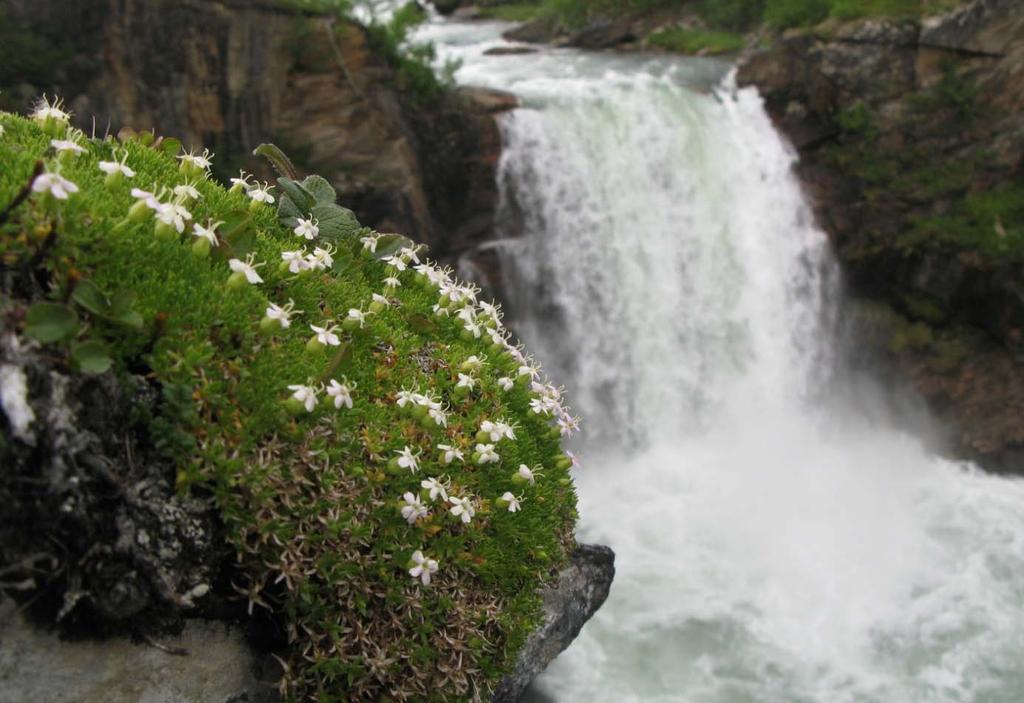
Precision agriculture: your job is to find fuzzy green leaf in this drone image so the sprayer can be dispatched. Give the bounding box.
[109,290,143,330]
[302,175,337,205]
[374,233,416,260]
[278,177,316,213]
[253,143,298,180]
[72,280,110,317]
[24,302,79,343]
[277,195,303,227]
[71,339,112,374]
[311,203,361,243]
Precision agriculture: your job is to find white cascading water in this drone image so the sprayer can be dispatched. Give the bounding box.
[409,15,1024,703]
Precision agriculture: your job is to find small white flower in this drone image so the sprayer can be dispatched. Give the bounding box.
[462,356,485,373]
[401,493,429,525]
[229,253,265,284]
[265,299,299,328]
[409,550,438,586]
[248,181,275,203]
[178,147,214,171]
[475,443,500,465]
[399,245,421,264]
[156,201,193,233]
[346,308,370,328]
[326,378,354,409]
[448,495,476,524]
[230,171,253,192]
[50,138,85,155]
[310,245,334,270]
[360,233,380,252]
[281,250,309,274]
[98,153,135,178]
[395,446,421,473]
[287,383,320,412]
[294,217,319,240]
[131,187,162,210]
[456,373,476,391]
[557,414,581,438]
[517,464,536,485]
[481,420,515,443]
[498,377,514,392]
[463,321,482,338]
[191,219,223,246]
[31,95,71,124]
[501,491,522,513]
[421,476,450,502]
[173,183,202,201]
[432,304,450,318]
[383,275,402,289]
[437,444,463,466]
[396,389,417,409]
[311,323,342,347]
[456,307,477,324]
[428,406,448,428]
[31,171,78,200]
[529,397,553,416]
[383,255,407,272]
[371,293,391,308]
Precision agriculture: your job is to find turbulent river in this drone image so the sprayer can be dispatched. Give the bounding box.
[405,12,1024,703]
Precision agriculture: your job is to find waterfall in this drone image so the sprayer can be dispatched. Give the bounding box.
[413,16,1024,703]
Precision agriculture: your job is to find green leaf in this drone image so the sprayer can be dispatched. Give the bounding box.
[159,137,182,157]
[71,340,112,374]
[277,177,316,213]
[109,290,144,330]
[277,195,303,227]
[373,233,416,260]
[252,143,298,180]
[213,210,256,261]
[71,280,110,317]
[311,203,361,243]
[302,175,337,205]
[24,303,79,343]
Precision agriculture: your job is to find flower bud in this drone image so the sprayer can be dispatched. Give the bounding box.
[554,454,573,471]
[128,200,151,223]
[305,337,325,354]
[284,397,306,416]
[259,316,281,336]
[226,271,249,290]
[369,300,387,315]
[154,221,178,242]
[191,237,211,258]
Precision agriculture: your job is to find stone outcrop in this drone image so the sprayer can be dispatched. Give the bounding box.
[491,544,615,703]
[1,0,512,257]
[737,0,1024,471]
[0,545,614,703]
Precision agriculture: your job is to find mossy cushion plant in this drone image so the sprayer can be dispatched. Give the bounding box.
[0,98,581,702]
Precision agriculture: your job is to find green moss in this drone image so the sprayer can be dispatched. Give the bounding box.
[647,28,745,54]
[0,108,578,701]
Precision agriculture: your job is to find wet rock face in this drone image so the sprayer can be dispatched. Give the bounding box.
[1,0,508,258]
[737,0,1024,472]
[0,333,224,629]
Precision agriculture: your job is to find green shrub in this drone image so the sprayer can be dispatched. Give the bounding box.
[0,102,579,701]
[764,0,831,27]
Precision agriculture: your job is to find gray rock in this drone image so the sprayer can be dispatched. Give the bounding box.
[0,600,279,703]
[491,544,615,703]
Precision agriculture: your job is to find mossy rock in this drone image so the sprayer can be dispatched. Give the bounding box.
[0,104,579,702]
